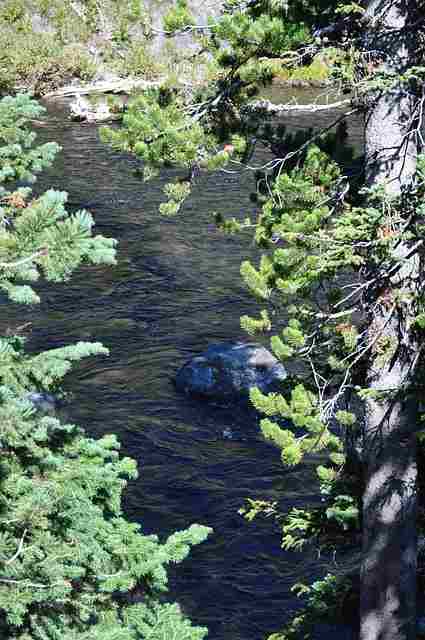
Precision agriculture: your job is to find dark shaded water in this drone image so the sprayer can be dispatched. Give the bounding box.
[2,90,363,640]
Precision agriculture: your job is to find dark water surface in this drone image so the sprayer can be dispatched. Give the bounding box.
[2,91,363,640]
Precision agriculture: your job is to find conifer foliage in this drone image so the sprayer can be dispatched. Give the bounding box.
[0,94,211,640]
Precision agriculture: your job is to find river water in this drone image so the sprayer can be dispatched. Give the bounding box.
[2,90,363,640]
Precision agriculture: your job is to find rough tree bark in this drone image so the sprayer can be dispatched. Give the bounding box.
[360,2,420,639]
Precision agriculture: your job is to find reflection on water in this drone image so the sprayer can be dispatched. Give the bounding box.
[1,94,362,640]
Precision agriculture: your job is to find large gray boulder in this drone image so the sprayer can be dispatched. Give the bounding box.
[175,342,287,401]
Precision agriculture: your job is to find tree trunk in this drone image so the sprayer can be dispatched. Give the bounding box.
[360,2,419,640]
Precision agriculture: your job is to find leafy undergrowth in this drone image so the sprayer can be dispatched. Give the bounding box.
[0,0,164,95]
[0,27,95,95]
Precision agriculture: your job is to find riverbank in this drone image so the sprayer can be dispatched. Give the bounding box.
[0,0,227,96]
[0,1,332,98]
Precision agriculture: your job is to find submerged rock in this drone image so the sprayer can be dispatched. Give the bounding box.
[25,392,70,423]
[175,342,287,401]
[26,392,58,415]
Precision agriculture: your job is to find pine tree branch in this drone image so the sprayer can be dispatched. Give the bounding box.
[0,249,47,270]
[0,578,67,589]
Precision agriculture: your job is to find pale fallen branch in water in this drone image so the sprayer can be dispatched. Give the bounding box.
[243,98,352,114]
[44,77,161,99]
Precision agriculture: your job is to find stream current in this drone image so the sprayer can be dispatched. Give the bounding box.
[2,89,363,640]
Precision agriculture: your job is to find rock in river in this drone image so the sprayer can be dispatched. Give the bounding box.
[26,392,58,415]
[175,342,287,401]
[25,392,69,422]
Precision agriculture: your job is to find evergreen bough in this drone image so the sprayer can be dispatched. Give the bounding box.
[0,94,211,640]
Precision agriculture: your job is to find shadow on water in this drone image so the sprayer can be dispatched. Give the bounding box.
[1,92,363,640]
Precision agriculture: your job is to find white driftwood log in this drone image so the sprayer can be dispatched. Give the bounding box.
[45,77,160,99]
[244,98,352,114]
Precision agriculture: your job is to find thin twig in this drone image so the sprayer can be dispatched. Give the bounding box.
[0,249,47,270]
[3,529,27,566]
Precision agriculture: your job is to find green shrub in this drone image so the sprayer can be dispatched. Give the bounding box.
[274,53,332,84]
[0,0,26,25]
[0,29,95,94]
[114,40,163,79]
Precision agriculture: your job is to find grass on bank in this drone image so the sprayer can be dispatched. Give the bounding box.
[0,0,162,95]
[278,54,332,85]
[0,0,331,96]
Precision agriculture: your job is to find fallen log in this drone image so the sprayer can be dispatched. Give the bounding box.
[244,98,352,114]
[44,77,161,99]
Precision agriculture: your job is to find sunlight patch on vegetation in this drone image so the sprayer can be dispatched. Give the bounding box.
[274,53,333,84]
